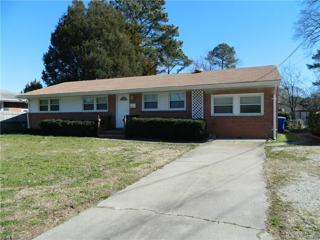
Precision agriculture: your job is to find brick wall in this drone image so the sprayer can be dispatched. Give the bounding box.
[204,87,275,138]
[28,88,276,139]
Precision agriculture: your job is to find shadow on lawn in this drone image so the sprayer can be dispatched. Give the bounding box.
[285,132,320,146]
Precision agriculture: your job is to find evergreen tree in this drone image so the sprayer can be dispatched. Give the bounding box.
[307,50,320,86]
[22,79,43,93]
[160,38,192,74]
[42,0,145,86]
[111,0,191,74]
[307,50,320,70]
[206,43,238,70]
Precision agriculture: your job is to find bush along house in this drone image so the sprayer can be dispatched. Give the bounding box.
[18,65,281,139]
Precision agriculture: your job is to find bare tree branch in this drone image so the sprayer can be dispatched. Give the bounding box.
[295,0,320,48]
[280,65,306,118]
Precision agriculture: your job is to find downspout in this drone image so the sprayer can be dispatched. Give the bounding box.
[26,99,30,129]
[273,86,277,140]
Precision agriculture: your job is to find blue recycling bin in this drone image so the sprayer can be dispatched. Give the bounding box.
[278,116,286,133]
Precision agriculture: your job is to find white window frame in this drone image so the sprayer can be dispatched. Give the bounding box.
[211,93,264,116]
[211,95,234,116]
[49,99,60,112]
[39,99,60,112]
[83,96,95,111]
[142,93,159,111]
[168,91,186,110]
[83,96,108,112]
[39,99,49,112]
[239,94,264,116]
[96,96,108,111]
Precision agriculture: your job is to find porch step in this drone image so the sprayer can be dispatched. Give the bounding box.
[98,129,125,139]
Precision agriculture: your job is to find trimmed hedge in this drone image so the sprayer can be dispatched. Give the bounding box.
[125,117,208,141]
[40,119,97,137]
[308,112,320,136]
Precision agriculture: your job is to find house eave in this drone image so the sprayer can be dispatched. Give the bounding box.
[17,79,281,99]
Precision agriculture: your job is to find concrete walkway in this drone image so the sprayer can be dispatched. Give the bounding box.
[36,140,271,240]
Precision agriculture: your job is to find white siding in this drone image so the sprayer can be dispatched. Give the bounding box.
[29,98,39,112]
[29,96,83,113]
[60,96,82,112]
[158,92,169,110]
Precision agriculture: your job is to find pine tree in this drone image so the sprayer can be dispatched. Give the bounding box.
[42,0,145,86]
[22,79,43,93]
[111,0,191,74]
[206,43,239,70]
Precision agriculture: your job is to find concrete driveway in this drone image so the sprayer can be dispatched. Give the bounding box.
[36,140,271,240]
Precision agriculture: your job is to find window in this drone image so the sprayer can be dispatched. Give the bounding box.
[39,99,49,111]
[83,97,94,111]
[50,99,59,111]
[169,92,185,109]
[144,94,158,109]
[96,97,108,110]
[240,96,262,114]
[39,99,59,111]
[213,96,233,114]
[211,93,264,116]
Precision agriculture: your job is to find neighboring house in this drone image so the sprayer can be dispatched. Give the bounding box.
[0,90,28,113]
[18,65,281,139]
[279,104,310,122]
[278,93,310,122]
[0,90,28,132]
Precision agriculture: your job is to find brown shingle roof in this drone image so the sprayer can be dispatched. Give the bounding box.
[20,65,281,97]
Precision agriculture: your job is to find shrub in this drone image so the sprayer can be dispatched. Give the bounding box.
[308,112,320,136]
[40,119,97,137]
[125,117,208,141]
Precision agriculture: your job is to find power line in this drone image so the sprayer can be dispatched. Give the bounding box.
[255,40,306,82]
[256,22,320,82]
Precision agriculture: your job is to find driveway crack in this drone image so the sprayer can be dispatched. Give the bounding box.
[96,206,265,232]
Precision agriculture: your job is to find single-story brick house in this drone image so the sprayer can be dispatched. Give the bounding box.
[18,65,281,139]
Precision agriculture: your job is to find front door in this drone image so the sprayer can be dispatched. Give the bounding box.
[116,94,129,128]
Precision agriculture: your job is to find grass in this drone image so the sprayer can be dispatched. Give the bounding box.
[267,132,300,144]
[0,134,196,240]
[264,139,320,240]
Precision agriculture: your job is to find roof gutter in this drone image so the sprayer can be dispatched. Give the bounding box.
[0,98,28,102]
[17,79,281,99]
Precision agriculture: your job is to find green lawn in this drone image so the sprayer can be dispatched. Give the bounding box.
[0,134,196,240]
[267,132,300,144]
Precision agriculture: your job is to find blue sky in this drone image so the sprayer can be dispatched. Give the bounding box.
[1,0,317,93]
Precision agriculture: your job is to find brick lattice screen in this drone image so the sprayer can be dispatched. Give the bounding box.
[191,90,204,119]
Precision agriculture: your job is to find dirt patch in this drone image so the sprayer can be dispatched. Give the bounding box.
[265,133,320,240]
[280,172,320,212]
